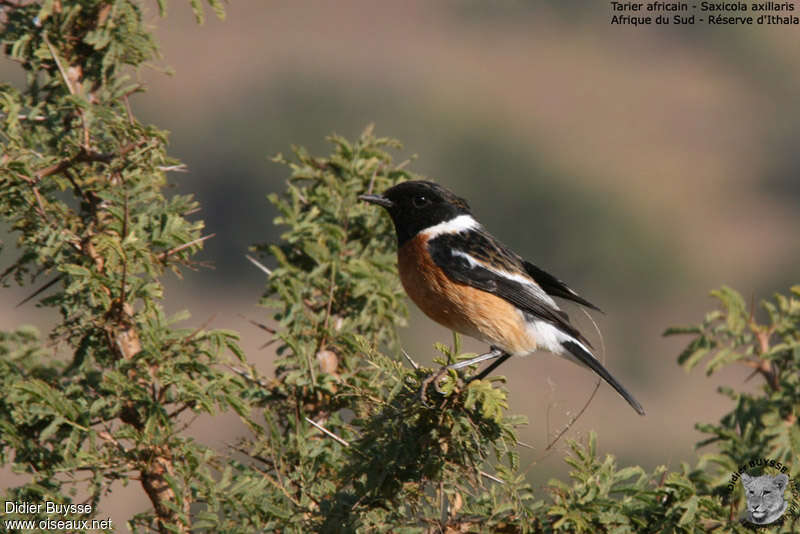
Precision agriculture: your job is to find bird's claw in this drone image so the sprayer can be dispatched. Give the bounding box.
[433,373,452,395]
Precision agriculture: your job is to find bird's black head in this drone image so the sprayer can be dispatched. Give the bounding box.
[359,180,472,245]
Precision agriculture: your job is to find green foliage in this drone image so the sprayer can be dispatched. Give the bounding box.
[3,1,800,532]
[258,130,411,392]
[229,129,800,532]
[220,129,534,533]
[520,285,800,534]
[667,286,800,503]
[1,1,246,533]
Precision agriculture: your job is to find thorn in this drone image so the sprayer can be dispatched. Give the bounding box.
[743,368,760,383]
[237,313,277,334]
[42,32,75,96]
[246,254,272,276]
[182,314,217,344]
[158,233,215,261]
[228,365,270,388]
[366,162,383,194]
[16,274,63,307]
[258,339,277,350]
[479,470,504,484]
[305,417,350,447]
[401,348,419,370]
[157,164,188,173]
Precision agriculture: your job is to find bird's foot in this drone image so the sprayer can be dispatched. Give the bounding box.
[418,368,463,406]
[418,369,444,406]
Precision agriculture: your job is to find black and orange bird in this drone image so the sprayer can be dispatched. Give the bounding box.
[359,180,645,416]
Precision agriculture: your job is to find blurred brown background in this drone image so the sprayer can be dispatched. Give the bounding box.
[2,1,800,529]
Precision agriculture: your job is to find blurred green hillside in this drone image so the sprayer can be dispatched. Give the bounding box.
[2,1,799,526]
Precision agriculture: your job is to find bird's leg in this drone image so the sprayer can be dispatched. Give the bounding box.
[468,351,512,382]
[418,347,507,404]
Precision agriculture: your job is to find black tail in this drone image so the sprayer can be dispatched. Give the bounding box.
[562,340,645,416]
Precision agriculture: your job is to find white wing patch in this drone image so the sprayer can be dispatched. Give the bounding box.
[421,214,480,239]
[450,250,559,310]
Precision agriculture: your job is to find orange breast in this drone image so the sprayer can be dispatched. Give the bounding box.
[397,234,535,355]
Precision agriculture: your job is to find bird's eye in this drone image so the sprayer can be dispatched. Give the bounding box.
[412,194,431,208]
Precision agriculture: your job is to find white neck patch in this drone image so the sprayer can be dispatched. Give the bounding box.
[421,214,480,239]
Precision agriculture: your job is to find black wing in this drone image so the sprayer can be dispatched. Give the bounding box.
[428,233,592,348]
[522,260,602,312]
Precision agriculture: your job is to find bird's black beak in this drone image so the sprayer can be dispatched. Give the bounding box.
[358,194,393,208]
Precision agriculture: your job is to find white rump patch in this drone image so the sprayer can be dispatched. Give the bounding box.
[522,319,595,365]
[421,214,480,239]
[524,319,565,354]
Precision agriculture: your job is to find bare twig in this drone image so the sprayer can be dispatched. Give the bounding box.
[42,32,93,149]
[582,307,606,362]
[537,307,606,453]
[306,264,336,385]
[34,143,141,182]
[64,167,90,204]
[320,264,337,338]
[543,380,601,454]
[523,307,606,470]
[174,412,200,434]
[228,443,304,508]
[119,189,129,309]
[97,426,127,454]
